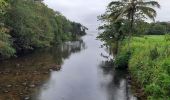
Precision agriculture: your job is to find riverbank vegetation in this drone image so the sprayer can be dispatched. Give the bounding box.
[0,0,86,59]
[117,35,170,99]
[98,0,170,99]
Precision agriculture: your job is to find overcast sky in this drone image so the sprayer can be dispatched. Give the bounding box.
[44,0,170,32]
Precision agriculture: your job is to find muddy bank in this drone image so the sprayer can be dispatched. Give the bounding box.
[127,72,147,100]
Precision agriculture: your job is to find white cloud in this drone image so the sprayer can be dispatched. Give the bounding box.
[44,0,170,31]
[156,0,170,22]
[44,0,112,31]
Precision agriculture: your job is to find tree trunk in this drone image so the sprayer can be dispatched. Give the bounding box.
[128,7,135,52]
[114,40,119,55]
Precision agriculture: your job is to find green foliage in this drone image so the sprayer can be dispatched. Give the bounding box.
[147,22,167,35]
[133,21,170,35]
[0,0,8,16]
[0,27,15,58]
[0,0,86,59]
[118,35,170,99]
[98,0,159,56]
[149,46,159,60]
[165,34,170,41]
[115,51,131,69]
[6,0,57,50]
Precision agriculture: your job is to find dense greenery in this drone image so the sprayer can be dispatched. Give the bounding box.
[98,0,160,54]
[0,0,86,59]
[134,21,170,35]
[97,0,170,99]
[116,35,170,99]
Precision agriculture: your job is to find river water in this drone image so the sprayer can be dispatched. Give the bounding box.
[0,33,136,100]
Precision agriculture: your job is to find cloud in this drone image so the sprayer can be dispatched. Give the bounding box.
[156,0,170,22]
[44,0,111,31]
[44,0,170,31]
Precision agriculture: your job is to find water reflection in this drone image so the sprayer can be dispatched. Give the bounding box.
[0,34,136,100]
[99,61,136,100]
[0,39,85,100]
[35,34,136,100]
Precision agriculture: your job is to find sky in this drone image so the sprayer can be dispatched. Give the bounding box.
[44,0,170,32]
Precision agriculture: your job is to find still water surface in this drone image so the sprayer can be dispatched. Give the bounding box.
[0,33,136,100]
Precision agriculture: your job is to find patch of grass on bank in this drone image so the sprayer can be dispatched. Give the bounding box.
[116,35,170,100]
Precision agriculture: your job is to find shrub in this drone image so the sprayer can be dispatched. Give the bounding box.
[0,27,16,58]
[115,51,131,69]
[149,46,159,60]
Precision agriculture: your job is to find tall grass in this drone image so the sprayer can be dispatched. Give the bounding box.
[116,35,170,99]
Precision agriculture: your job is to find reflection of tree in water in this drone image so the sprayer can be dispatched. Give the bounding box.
[51,39,86,64]
[0,39,86,100]
[99,60,129,100]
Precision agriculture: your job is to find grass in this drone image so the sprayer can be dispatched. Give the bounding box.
[116,35,170,100]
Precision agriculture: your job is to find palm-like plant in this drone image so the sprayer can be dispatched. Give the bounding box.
[108,0,160,48]
[109,0,160,27]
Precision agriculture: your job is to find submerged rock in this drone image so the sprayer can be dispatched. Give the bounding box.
[22,82,27,86]
[24,96,30,100]
[3,90,9,93]
[6,84,12,88]
[29,84,35,88]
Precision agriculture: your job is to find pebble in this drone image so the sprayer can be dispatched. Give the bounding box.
[49,69,53,72]
[34,71,37,73]
[24,96,30,100]
[22,82,27,86]
[4,90,9,93]
[16,64,20,67]
[20,92,23,95]
[29,84,35,88]
[6,85,12,88]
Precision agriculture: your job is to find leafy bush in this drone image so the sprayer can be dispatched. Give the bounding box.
[0,27,15,58]
[115,51,131,69]
[149,46,159,60]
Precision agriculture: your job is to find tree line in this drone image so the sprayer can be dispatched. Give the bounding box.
[0,0,87,59]
[134,21,170,35]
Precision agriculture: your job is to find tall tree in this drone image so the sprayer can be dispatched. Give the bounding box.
[108,0,160,49]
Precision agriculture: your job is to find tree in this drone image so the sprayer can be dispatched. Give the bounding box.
[0,0,86,59]
[108,0,160,49]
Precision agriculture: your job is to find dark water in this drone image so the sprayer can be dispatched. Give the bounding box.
[0,33,136,100]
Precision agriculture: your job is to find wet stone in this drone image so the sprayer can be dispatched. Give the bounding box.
[15,72,20,75]
[49,69,53,72]
[20,92,23,95]
[3,90,9,93]
[22,82,27,86]
[16,64,20,67]
[29,84,35,88]
[24,96,30,100]
[6,85,12,88]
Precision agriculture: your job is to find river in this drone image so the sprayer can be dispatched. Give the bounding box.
[0,33,136,100]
